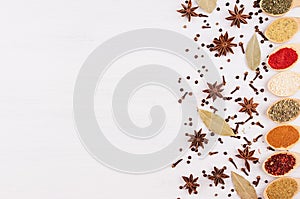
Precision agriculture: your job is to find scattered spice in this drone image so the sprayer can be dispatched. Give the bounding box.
[267,98,300,123]
[231,171,258,199]
[268,47,298,70]
[260,0,292,15]
[253,176,261,187]
[238,42,245,54]
[243,71,248,80]
[236,146,259,171]
[187,129,208,150]
[266,125,299,149]
[208,167,229,186]
[253,134,263,142]
[265,18,298,43]
[225,5,250,28]
[264,153,296,176]
[211,32,237,56]
[177,0,199,22]
[229,157,238,169]
[202,81,224,101]
[241,168,249,176]
[239,97,259,116]
[181,174,200,194]
[209,151,219,156]
[246,33,261,70]
[172,159,183,168]
[265,177,298,199]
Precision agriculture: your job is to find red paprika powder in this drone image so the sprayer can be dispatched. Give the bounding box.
[268,47,298,70]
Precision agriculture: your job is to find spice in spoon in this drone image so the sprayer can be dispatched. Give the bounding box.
[265,177,299,199]
[265,18,298,43]
[260,0,293,16]
[268,47,298,70]
[264,153,296,176]
[266,125,299,149]
[267,98,300,123]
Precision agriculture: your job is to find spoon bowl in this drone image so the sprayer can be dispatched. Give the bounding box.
[267,71,300,96]
[262,151,300,177]
[260,0,300,16]
[267,98,300,123]
[265,125,300,150]
[263,177,300,199]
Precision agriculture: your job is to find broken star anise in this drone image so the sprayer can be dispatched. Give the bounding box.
[177,0,199,22]
[187,129,208,150]
[226,5,250,28]
[236,146,259,172]
[239,97,259,116]
[181,174,200,194]
[202,81,224,101]
[208,167,229,186]
[211,32,237,56]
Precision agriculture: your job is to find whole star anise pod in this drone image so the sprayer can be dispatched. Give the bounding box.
[202,81,224,101]
[208,166,229,186]
[226,5,250,28]
[239,97,259,116]
[236,146,259,172]
[187,129,208,150]
[211,32,237,56]
[181,174,200,194]
[177,0,199,22]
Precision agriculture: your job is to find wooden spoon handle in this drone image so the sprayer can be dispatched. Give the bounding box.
[292,0,300,7]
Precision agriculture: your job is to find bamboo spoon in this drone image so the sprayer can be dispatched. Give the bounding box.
[260,0,300,17]
[266,98,300,123]
[265,125,300,150]
[267,44,300,71]
[263,177,300,199]
[262,151,300,177]
[265,17,300,43]
[268,71,300,97]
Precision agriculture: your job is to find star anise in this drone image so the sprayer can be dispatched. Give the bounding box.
[211,32,237,56]
[202,81,224,101]
[187,129,208,150]
[236,146,259,172]
[238,97,259,116]
[177,0,199,22]
[208,167,229,186]
[181,174,200,194]
[226,5,250,28]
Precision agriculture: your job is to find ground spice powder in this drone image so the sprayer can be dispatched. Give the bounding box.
[266,177,298,199]
[264,153,296,176]
[265,18,298,43]
[268,47,298,70]
[266,125,299,148]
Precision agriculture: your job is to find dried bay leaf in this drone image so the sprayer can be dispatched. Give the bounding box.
[231,172,258,199]
[246,33,261,71]
[198,109,235,136]
[196,0,217,13]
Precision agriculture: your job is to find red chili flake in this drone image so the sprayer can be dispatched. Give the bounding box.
[268,48,298,70]
[264,153,296,176]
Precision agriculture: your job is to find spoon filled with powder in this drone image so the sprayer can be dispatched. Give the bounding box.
[264,177,300,199]
[260,0,300,16]
[265,17,300,43]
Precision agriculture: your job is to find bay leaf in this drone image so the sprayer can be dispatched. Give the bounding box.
[198,109,235,136]
[231,172,258,199]
[246,33,261,71]
[196,0,217,13]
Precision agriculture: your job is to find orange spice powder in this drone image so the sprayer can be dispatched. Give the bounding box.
[266,125,299,148]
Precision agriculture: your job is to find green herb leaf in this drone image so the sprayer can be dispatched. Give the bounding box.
[231,172,258,199]
[198,109,235,136]
[196,0,217,13]
[246,33,261,71]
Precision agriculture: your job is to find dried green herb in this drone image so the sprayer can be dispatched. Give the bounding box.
[260,0,292,15]
[267,98,300,123]
[246,34,261,71]
[198,109,235,136]
[231,171,258,199]
[196,0,217,13]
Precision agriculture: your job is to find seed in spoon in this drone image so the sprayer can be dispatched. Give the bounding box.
[266,125,299,149]
[265,177,298,199]
[268,71,300,96]
[261,0,293,15]
[265,18,298,43]
[264,153,296,176]
[267,98,300,123]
